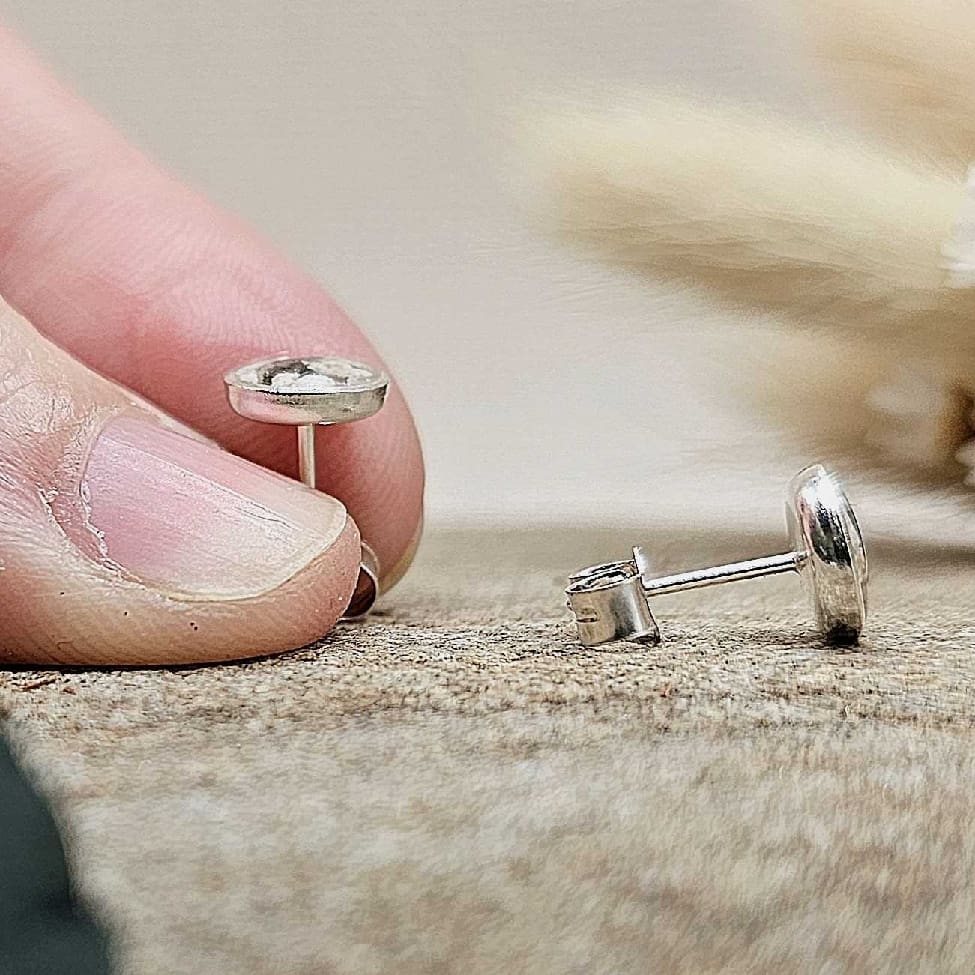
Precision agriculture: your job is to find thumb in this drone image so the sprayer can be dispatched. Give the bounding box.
[0,297,360,666]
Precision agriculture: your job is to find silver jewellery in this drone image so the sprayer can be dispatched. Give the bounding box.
[566,464,868,647]
[224,355,389,619]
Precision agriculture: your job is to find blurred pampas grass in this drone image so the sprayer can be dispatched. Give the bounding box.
[799,0,975,171]
[523,91,975,481]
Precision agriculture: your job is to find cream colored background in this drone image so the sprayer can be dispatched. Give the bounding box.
[4,0,973,550]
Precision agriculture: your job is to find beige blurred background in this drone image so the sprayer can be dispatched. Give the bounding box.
[4,0,972,549]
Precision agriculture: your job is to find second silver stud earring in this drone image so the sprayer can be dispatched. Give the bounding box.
[566,464,868,646]
[224,354,389,620]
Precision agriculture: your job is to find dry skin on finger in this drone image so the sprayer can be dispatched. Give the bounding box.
[0,297,361,665]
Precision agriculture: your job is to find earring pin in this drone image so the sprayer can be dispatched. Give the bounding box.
[224,355,389,619]
[566,465,868,646]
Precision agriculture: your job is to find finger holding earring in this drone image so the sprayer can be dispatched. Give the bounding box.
[225,355,389,620]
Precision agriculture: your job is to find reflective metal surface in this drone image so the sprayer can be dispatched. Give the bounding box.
[224,354,390,620]
[565,560,660,647]
[342,541,381,621]
[787,464,868,645]
[565,464,869,646]
[225,356,388,427]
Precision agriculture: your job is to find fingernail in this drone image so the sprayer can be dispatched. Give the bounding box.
[63,412,348,599]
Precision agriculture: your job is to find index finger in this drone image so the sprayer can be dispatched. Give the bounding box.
[0,24,424,583]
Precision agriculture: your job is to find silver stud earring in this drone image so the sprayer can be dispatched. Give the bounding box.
[224,355,389,619]
[566,464,868,646]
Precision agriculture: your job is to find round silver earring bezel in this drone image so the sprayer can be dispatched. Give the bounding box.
[787,464,868,645]
[224,355,389,427]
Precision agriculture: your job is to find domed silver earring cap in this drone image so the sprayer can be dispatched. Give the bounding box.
[566,464,868,646]
[224,355,389,619]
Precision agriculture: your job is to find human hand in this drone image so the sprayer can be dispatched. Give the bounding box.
[0,25,424,666]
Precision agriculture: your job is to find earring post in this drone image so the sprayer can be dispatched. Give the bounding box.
[642,552,801,597]
[297,424,317,489]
